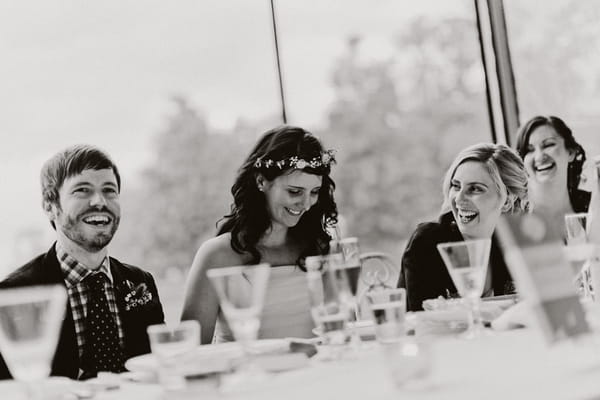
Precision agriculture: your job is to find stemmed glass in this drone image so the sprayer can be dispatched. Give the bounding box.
[564,213,595,301]
[437,239,491,339]
[0,285,67,399]
[207,264,270,388]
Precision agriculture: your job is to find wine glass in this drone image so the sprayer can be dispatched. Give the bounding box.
[564,212,594,301]
[0,285,67,399]
[206,264,270,388]
[437,239,491,339]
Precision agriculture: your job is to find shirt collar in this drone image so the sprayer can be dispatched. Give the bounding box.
[56,242,113,288]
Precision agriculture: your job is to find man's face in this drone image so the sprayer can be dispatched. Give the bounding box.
[47,168,121,252]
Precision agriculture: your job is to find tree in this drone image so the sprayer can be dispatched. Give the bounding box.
[114,97,246,274]
[321,16,489,257]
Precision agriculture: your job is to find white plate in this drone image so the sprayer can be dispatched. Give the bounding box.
[421,299,508,324]
[125,339,290,376]
[0,377,79,399]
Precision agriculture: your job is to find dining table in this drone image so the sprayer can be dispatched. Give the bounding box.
[3,324,600,400]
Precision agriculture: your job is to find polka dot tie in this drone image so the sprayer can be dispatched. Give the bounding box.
[80,272,125,379]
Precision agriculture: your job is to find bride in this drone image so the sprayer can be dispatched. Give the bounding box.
[181,125,338,344]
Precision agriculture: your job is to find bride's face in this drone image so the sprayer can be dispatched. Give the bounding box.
[260,170,322,229]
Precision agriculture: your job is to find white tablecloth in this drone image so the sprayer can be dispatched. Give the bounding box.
[3,328,600,399]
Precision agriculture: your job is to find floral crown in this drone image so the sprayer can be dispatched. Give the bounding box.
[254,149,336,170]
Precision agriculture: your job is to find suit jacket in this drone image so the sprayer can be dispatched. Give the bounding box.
[0,244,165,380]
[572,188,591,213]
[398,212,514,312]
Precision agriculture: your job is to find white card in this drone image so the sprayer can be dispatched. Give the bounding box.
[497,212,590,343]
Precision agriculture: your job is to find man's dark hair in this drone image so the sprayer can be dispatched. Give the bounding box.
[41,144,121,229]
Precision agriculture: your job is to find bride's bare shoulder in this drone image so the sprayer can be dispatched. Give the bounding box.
[194,233,247,269]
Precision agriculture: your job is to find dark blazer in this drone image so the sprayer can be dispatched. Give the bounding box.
[572,188,591,213]
[398,212,514,311]
[0,244,164,380]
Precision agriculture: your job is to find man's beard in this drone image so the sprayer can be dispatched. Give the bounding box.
[59,213,120,252]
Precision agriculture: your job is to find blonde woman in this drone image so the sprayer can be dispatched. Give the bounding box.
[398,143,528,311]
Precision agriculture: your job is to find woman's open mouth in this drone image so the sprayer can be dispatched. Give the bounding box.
[285,207,303,216]
[534,160,556,174]
[457,209,478,224]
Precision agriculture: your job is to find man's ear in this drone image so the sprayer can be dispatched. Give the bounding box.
[43,200,58,221]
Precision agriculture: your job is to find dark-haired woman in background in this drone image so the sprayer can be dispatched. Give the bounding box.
[515,116,589,239]
[181,126,338,344]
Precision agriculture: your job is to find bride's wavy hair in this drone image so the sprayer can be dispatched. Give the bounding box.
[217,125,338,269]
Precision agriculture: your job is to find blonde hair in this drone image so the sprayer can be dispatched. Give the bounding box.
[441,143,529,214]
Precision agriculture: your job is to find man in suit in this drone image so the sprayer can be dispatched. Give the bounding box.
[0,144,165,380]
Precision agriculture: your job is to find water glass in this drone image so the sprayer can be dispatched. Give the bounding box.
[365,288,406,343]
[147,320,200,390]
[329,238,399,314]
[0,285,67,399]
[305,254,349,352]
[564,212,594,300]
[311,302,348,346]
[329,237,361,297]
[437,239,491,339]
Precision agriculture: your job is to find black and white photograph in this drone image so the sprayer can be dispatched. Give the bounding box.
[1,1,600,398]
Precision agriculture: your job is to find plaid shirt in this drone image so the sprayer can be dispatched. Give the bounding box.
[56,243,125,359]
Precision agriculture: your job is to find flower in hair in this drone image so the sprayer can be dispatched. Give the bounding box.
[254,149,336,171]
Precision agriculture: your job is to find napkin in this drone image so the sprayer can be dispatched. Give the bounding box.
[490,301,531,331]
[421,297,507,322]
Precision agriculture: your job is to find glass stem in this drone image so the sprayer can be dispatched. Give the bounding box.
[470,297,483,331]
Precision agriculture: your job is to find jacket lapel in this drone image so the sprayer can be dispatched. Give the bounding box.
[41,245,80,379]
[109,258,143,359]
[109,258,129,313]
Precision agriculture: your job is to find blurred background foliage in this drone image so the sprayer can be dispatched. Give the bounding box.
[113,4,600,285]
[5,1,599,323]
[114,14,490,276]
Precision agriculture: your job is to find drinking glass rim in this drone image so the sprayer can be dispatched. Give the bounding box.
[365,287,406,304]
[206,263,270,279]
[564,212,589,220]
[365,287,406,296]
[147,319,200,336]
[436,238,491,251]
[0,284,66,306]
[327,253,357,270]
[305,253,344,271]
